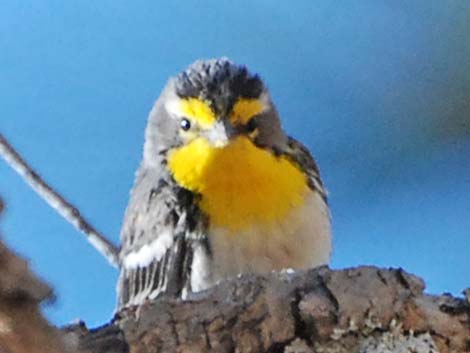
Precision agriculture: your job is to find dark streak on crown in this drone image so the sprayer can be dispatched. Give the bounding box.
[174,58,264,116]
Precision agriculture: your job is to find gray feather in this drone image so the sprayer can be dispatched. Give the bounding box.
[117,165,208,308]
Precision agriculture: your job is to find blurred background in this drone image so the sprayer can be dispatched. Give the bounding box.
[1,1,469,327]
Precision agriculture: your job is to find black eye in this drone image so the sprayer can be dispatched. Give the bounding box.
[246,118,257,132]
[180,118,191,131]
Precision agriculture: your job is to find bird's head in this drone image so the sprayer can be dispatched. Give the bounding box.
[144,58,287,165]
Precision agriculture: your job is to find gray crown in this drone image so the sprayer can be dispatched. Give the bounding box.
[174,58,265,116]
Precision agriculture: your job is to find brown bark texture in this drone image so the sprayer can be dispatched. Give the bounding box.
[0,198,76,353]
[0,229,71,351]
[70,266,470,353]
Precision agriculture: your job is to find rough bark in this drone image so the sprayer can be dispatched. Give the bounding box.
[69,266,470,353]
[0,198,78,353]
[0,231,72,352]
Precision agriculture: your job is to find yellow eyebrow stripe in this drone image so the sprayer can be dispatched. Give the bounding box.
[180,98,216,128]
[230,99,264,125]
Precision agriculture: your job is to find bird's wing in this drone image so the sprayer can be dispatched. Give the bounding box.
[284,136,328,202]
[117,167,207,308]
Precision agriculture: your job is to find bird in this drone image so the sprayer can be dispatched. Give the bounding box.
[117,58,331,308]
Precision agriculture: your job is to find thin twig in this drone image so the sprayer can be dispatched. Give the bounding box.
[0,132,119,267]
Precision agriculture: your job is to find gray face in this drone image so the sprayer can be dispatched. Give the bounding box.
[142,59,288,167]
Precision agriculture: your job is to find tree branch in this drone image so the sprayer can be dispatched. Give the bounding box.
[69,266,470,353]
[0,132,119,267]
[0,214,73,353]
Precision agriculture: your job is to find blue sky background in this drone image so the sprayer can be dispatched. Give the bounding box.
[1,1,469,327]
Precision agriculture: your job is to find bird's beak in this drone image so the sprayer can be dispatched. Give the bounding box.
[206,120,236,148]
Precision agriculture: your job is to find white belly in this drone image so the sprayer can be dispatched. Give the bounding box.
[190,191,331,291]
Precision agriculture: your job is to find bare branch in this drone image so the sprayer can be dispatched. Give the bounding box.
[70,266,470,353]
[0,132,119,267]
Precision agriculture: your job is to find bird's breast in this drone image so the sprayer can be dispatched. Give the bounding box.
[167,136,310,232]
[208,190,331,281]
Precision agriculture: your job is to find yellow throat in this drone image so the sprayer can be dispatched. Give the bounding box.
[167,136,309,231]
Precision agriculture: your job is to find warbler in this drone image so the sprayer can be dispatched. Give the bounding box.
[117,58,331,308]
